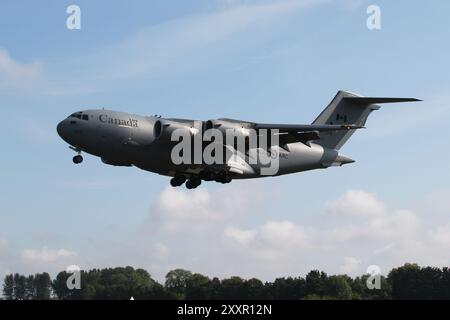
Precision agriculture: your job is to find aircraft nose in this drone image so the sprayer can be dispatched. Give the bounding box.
[57,120,66,139]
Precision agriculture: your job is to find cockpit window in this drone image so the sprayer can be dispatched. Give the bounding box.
[68,112,89,120]
[69,112,82,119]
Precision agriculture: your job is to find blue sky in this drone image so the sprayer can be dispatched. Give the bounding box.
[1,0,450,282]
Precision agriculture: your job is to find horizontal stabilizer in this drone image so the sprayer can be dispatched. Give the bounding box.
[343,97,422,105]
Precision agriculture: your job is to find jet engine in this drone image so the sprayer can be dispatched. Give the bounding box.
[204,119,253,137]
[153,119,201,141]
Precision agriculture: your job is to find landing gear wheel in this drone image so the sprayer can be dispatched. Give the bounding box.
[73,155,83,164]
[170,178,179,187]
[186,178,201,189]
[185,180,195,189]
[215,172,232,184]
[193,179,201,188]
[170,176,186,187]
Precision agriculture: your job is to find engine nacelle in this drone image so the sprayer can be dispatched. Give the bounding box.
[153,120,163,140]
[153,119,200,141]
[204,119,253,137]
[124,117,165,147]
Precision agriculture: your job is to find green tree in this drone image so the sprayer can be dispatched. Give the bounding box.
[305,270,327,298]
[388,263,422,299]
[244,278,266,299]
[11,263,450,300]
[52,271,72,300]
[53,267,163,300]
[441,267,450,299]
[303,294,323,300]
[165,269,193,299]
[143,282,169,299]
[324,275,352,300]
[419,266,443,299]
[185,273,212,299]
[269,277,306,299]
[34,273,52,299]
[351,274,391,300]
[24,275,35,299]
[219,276,245,299]
[210,277,221,299]
[13,274,26,300]
[388,264,446,299]
[2,274,14,300]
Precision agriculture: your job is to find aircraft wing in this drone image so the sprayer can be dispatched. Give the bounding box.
[253,123,364,132]
[276,131,320,147]
[219,118,364,132]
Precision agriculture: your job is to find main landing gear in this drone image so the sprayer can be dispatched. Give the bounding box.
[185,178,201,190]
[214,172,232,184]
[170,175,202,189]
[170,175,186,187]
[170,172,232,189]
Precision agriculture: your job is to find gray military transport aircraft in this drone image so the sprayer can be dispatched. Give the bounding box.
[57,90,420,189]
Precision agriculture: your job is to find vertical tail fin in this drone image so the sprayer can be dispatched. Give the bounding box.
[312,91,421,150]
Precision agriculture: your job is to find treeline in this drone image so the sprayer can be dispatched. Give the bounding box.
[2,263,450,300]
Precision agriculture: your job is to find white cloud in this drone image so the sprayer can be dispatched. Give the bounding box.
[216,189,450,279]
[154,243,170,261]
[429,223,450,246]
[224,226,256,245]
[91,187,450,281]
[0,236,8,251]
[4,187,450,282]
[325,190,386,218]
[0,239,79,280]
[0,187,448,283]
[259,220,306,248]
[224,220,308,264]
[22,248,76,263]
[150,187,225,233]
[149,185,261,233]
[339,257,362,275]
[0,48,43,88]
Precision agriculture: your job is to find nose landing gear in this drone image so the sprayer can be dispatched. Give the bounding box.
[69,146,83,164]
[73,155,83,164]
